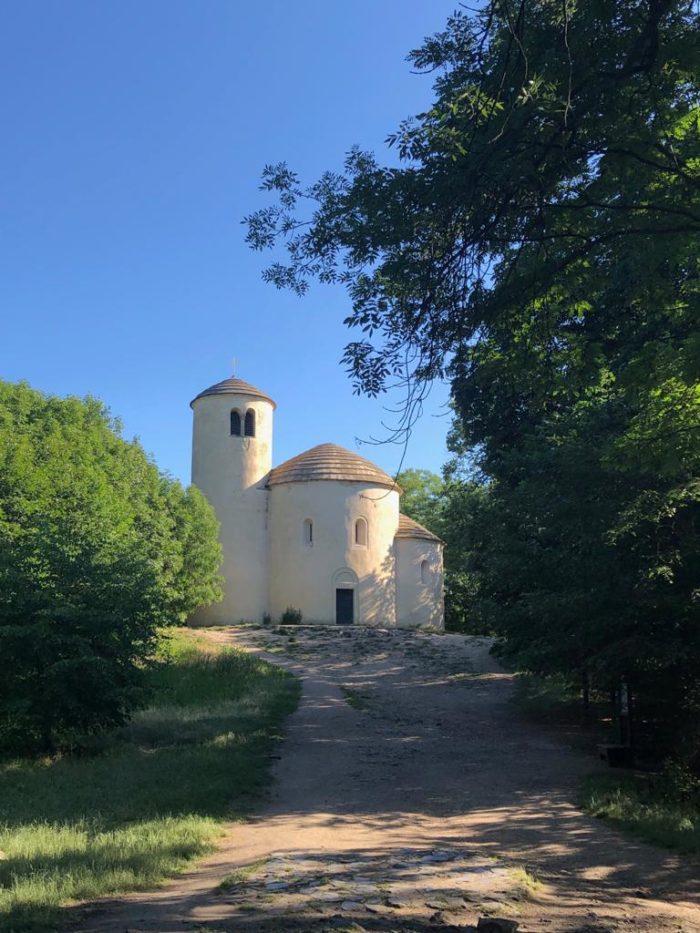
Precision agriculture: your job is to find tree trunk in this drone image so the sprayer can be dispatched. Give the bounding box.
[581,670,591,723]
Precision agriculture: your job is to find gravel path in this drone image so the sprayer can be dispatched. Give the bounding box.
[70,625,700,933]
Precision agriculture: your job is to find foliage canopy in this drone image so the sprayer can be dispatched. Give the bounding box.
[0,381,223,753]
[248,1,700,764]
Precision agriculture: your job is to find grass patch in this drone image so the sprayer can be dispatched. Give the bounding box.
[340,685,368,710]
[217,858,266,892]
[513,672,584,721]
[260,642,286,654]
[582,773,700,855]
[0,629,300,932]
[513,672,610,736]
[508,865,541,900]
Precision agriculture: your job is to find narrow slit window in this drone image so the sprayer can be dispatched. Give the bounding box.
[230,410,241,436]
[244,409,256,437]
[303,518,313,546]
[354,518,368,547]
[420,560,429,584]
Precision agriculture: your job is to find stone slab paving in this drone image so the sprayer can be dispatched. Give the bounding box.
[214,847,520,930]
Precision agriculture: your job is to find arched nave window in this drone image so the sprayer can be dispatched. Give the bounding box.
[354,518,368,547]
[230,410,241,436]
[302,518,313,546]
[244,409,256,437]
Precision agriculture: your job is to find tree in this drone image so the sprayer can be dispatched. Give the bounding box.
[247,2,700,764]
[396,468,444,533]
[0,381,222,753]
[163,482,225,622]
[246,1,699,398]
[397,466,491,632]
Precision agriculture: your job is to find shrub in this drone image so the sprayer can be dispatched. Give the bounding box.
[660,758,700,805]
[280,607,302,625]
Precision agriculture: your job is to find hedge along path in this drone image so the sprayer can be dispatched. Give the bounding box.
[69,625,700,933]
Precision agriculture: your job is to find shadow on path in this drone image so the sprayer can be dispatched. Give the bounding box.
[67,627,700,933]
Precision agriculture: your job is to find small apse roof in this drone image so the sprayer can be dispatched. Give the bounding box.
[396,513,444,543]
[190,377,277,409]
[268,443,398,490]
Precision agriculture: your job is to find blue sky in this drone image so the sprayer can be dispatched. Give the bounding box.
[1,1,459,484]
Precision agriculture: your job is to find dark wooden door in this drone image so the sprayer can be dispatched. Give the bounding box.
[336,588,354,625]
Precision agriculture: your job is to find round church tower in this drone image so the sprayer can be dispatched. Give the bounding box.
[190,376,275,623]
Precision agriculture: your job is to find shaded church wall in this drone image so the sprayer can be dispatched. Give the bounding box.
[395,537,445,629]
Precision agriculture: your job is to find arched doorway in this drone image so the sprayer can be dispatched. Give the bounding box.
[332,568,358,625]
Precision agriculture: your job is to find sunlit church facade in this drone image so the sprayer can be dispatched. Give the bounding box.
[190,376,444,628]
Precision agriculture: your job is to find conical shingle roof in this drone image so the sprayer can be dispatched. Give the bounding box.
[190,377,276,409]
[395,513,443,543]
[268,443,398,489]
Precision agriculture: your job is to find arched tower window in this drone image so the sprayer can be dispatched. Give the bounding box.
[420,560,429,584]
[354,518,368,547]
[244,409,256,437]
[230,410,241,436]
[302,518,313,546]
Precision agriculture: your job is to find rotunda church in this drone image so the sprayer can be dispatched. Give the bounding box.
[190,375,444,628]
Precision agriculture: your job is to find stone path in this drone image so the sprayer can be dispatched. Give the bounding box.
[69,625,700,933]
[215,846,520,927]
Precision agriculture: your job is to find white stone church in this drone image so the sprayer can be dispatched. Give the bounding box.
[190,375,444,628]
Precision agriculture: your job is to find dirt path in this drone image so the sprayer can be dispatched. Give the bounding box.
[71,626,700,932]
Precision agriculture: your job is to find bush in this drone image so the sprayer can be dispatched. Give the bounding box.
[660,758,700,805]
[280,607,302,625]
[0,381,223,754]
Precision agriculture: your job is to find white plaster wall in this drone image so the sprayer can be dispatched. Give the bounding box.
[190,393,272,624]
[268,481,400,625]
[395,538,445,629]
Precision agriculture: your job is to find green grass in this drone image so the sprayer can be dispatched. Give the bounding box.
[513,672,584,721]
[582,773,700,855]
[340,685,368,710]
[512,672,611,749]
[217,857,266,892]
[0,630,300,932]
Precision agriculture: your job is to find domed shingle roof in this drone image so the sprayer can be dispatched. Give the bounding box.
[395,513,443,543]
[268,443,398,489]
[190,377,276,409]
